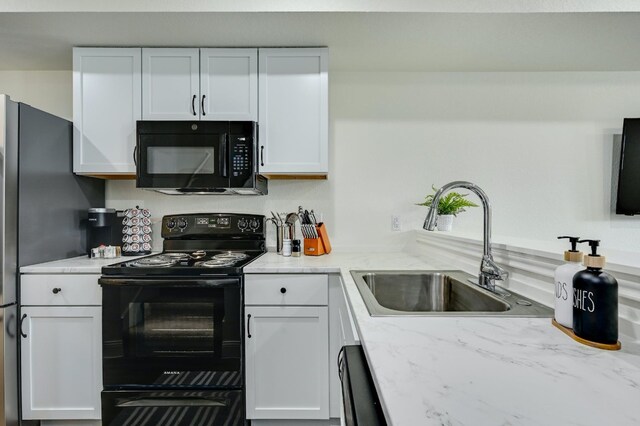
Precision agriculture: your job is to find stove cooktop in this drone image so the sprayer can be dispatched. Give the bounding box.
[102,250,265,276]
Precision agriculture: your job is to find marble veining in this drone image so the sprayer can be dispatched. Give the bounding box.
[247,251,640,426]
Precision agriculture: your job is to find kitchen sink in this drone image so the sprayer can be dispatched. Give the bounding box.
[350,270,552,317]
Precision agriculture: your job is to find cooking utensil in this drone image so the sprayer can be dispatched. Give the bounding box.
[285,213,298,225]
[270,211,281,225]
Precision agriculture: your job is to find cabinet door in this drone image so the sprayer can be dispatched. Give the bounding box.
[21,306,102,420]
[200,48,258,121]
[73,47,141,175]
[258,48,328,175]
[245,306,329,420]
[142,48,200,120]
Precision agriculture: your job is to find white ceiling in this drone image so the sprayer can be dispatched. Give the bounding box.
[3,0,640,13]
[3,12,640,71]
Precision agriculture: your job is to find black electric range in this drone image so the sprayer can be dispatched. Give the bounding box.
[99,213,265,426]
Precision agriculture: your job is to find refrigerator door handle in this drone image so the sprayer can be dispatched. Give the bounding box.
[19,313,27,338]
[6,312,15,339]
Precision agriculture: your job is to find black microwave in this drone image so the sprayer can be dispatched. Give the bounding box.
[135,121,267,195]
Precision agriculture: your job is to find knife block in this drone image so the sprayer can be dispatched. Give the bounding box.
[304,238,325,256]
[304,223,332,256]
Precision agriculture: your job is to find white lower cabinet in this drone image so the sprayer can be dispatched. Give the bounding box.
[21,306,102,420]
[245,306,329,420]
[20,274,102,421]
[245,274,331,421]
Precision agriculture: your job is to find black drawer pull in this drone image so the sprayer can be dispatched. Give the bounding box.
[247,314,252,338]
[52,288,62,294]
[280,287,287,294]
[19,314,27,338]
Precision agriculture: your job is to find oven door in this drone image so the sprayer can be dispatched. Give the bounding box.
[100,278,242,389]
[136,125,230,190]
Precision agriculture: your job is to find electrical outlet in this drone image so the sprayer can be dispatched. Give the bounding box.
[391,215,401,232]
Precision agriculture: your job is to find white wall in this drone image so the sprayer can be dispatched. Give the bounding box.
[0,71,72,120]
[4,70,640,257]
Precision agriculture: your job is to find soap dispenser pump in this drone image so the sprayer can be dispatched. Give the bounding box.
[554,236,584,329]
[572,239,619,345]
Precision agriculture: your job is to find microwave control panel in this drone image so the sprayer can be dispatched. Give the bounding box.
[230,136,252,182]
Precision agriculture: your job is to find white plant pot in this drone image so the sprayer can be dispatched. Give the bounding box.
[437,214,454,232]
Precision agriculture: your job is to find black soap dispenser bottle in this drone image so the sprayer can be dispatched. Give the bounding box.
[572,240,619,345]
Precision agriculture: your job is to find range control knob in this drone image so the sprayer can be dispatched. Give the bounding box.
[238,219,248,230]
[177,218,188,229]
[249,219,259,230]
[167,220,176,230]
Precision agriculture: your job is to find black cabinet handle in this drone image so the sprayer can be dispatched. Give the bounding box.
[201,95,206,116]
[260,146,264,167]
[191,95,197,116]
[280,287,287,294]
[52,288,61,294]
[247,314,252,338]
[19,314,27,338]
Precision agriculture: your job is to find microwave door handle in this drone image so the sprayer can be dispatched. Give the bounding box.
[220,134,229,178]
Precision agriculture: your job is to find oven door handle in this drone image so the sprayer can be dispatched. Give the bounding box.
[98,278,240,287]
[116,397,229,408]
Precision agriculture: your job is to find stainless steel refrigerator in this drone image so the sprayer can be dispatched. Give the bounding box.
[0,95,105,425]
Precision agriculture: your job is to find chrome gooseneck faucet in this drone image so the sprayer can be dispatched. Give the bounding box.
[423,181,508,293]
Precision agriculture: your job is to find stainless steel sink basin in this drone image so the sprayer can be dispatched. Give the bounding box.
[351,270,552,317]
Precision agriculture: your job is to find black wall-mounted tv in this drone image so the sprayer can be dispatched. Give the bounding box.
[616,118,640,215]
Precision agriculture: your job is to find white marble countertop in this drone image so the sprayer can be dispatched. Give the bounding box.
[246,251,640,426]
[20,254,152,274]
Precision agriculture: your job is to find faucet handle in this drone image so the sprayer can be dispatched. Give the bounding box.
[481,256,508,281]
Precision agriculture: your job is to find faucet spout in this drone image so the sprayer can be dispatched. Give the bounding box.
[422,181,507,293]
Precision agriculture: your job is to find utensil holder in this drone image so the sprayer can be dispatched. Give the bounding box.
[269,222,295,255]
[275,225,284,254]
[304,223,332,256]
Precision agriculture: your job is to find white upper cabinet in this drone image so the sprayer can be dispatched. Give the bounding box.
[200,48,258,121]
[73,47,329,178]
[142,48,200,120]
[258,48,328,175]
[73,47,141,175]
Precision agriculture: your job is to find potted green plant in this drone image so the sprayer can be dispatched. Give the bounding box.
[417,186,478,231]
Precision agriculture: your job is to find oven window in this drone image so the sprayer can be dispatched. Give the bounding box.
[130,302,219,356]
[147,147,215,174]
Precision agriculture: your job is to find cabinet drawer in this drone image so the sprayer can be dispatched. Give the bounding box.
[245,274,328,306]
[21,275,101,306]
